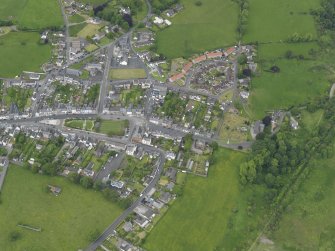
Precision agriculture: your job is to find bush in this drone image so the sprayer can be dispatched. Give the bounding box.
[195,1,202,6]
[9,231,21,242]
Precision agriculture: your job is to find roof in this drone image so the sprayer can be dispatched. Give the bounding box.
[206,51,223,58]
[225,47,236,56]
[169,73,184,82]
[192,55,207,64]
[182,62,193,73]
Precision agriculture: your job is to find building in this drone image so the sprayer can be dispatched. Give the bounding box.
[192,55,207,64]
[169,73,184,83]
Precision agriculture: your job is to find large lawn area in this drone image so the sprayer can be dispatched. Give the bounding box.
[144,149,268,251]
[249,43,329,118]
[0,165,122,251]
[155,0,238,59]
[257,154,335,251]
[0,0,63,29]
[109,68,147,80]
[0,32,51,77]
[97,120,129,137]
[243,0,319,43]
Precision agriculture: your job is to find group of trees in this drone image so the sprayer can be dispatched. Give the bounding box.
[150,0,180,15]
[0,20,13,27]
[234,0,249,38]
[240,96,335,202]
[286,32,314,43]
[157,92,188,122]
[312,0,335,31]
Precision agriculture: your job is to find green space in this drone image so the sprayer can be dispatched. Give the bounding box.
[243,0,319,43]
[109,68,147,80]
[144,148,268,251]
[120,87,144,107]
[5,86,33,111]
[78,23,104,38]
[264,155,335,251]
[69,14,86,24]
[0,165,122,251]
[64,119,94,131]
[249,43,329,118]
[96,119,129,137]
[0,32,51,77]
[69,23,87,37]
[155,0,239,58]
[0,0,63,29]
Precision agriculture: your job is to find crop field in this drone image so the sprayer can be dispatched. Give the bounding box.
[243,0,319,43]
[0,32,51,78]
[248,43,330,118]
[256,155,335,251]
[0,165,122,251]
[109,68,147,80]
[0,0,63,29]
[144,149,268,251]
[155,0,238,59]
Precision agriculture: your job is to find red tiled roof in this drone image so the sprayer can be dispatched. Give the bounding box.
[192,55,207,64]
[182,62,193,73]
[225,47,236,56]
[206,51,223,58]
[169,73,185,82]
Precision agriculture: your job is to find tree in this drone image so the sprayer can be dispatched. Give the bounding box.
[9,231,21,242]
[238,54,248,65]
[80,176,93,189]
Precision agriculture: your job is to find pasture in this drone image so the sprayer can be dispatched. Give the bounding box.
[0,165,122,251]
[155,0,238,59]
[262,155,335,250]
[0,32,51,77]
[249,43,329,118]
[243,0,319,43]
[144,149,268,251]
[109,68,147,80]
[0,0,63,29]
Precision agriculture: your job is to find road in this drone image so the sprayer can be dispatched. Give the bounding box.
[58,0,70,64]
[84,152,165,251]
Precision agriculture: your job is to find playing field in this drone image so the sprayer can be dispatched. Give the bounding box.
[0,165,122,251]
[249,43,329,118]
[257,154,335,250]
[98,120,129,137]
[243,0,319,43]
[155,0,239,59]
[109,68,147,80]
[0,0,63,29]
[0,32,51,77]
[144,149,268,251]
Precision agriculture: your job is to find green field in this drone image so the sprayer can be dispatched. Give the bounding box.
[0,0,63,29]
[109,68,147,80]
[0,165,122,251]
[0,32,51,77]
[144,149,268,251]
[97,120,129,137]
[257,155,335,251]
[249,43,329,118]
[243,0,319,43]
[69,14,86,24]
[65,119,94,131]
[155,0,239,59]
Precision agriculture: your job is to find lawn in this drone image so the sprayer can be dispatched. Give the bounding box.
[69,23,87,37]
[0,32,51,77]
[0,0,63,29]
[109,68,147,80]
[155,0,239,59]
[69,14,86,24]
[259,155,335,251]
[0,165,122,251]
[97,120,129,137]
[249,44,329,118]
[243,0,319,43]
[65,119,94,131]
[144,148,268,251]
[77,23,104,38]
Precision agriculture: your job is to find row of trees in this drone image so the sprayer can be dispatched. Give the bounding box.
[233,0,249,38]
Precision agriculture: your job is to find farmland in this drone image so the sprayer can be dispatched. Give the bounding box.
[144,149,268,251]
[0,32,51,77]
[0,165,122,251]
[155,0,239,59]
[0,0,63,29]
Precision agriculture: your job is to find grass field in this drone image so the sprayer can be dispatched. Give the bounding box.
[0,0,63,29]
[144,148,268,251]
[249,43,329,118]
[256,155,335,251]
[243,0,319,43]
[0,165,122,251]
[109,68,147,80]
[69,14,86,24]
[65,119,94,131]
[0,32,51,77]
[97,120,129,136]
[155,0,239,59]
[78,23,104,38]
[69,23,87,37]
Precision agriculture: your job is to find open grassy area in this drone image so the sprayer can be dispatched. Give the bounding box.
[144,148,268,251]
[0,32,51,77]
[69,14,86,24]
[249,43,329,118]
[97,120,129,137]
[78,23,104,38]
[243,0,319,43]
[256,154,335,251]
[155,0,239,59]
[0,165,122,251]
[0,0,63,29]
[109,68,147,80]
[65,119,94,131]
[69,23,87,37]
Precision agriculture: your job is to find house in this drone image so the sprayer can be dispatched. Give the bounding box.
[70,39,81,53]
[153,16,164,25]
[123,221,133,232]
[126,144,137,156]
[206,51,223,59]
[134,204,155,220]
[224,47,236,57]
[66,68,82,77]
[182,62,193,74]
[164,19,172,26]
[169,73,184,82]
[290,116,299,130]
[152,85,167,100]
[192,55,207,64]
[165,9,175,17]
[134,215,149,228]
[250,121,265,139]
[166,151,176,160]
[165,167,177,182]
[110,179,124,189]
[159,192,172,204]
